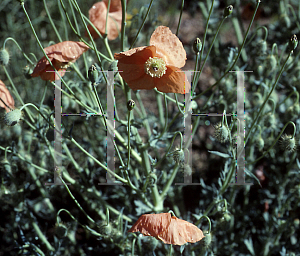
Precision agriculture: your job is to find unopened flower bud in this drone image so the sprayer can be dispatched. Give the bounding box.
[55,222,68,238]
[4,109,22,126]
[288,34,298,52]
[193,38,202,54]
[0,48,9,66]
[255,136,265,151]
[23,65,33,79]
[224,5,233,17]
[265,55,277,73]
[127,99,135,111]
[172,148,185,167]
[257,40,267,54]
[88,64,98,85]
[214,122,230,143]
[280,134,296,152]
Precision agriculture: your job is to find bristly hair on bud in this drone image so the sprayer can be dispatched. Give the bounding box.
[280,134,297,152]
[3,109,23,126]
[214,122,230,143]
[0,48,10,66]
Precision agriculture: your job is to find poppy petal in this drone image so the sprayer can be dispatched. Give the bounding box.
[128,213,204,246]
[150,26,186,68]
[88,0,122,40]
[31,41,89,81]
[0,79,15,112]
[126,74,156,91]
[155,66,190,94]
[44,41,89,63]
[115,46,156,83]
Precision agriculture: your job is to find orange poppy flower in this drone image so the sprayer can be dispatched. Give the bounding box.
[128,213,204,245]
[114,26,190,94]
[87,0,123,40]
[0,79,15,112]
[31,41,89,81]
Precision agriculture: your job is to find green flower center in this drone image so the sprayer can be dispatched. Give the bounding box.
[144,57,167,78]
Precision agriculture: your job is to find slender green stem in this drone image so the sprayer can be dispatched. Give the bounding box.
[121,0,127,51]
[174,93,185,115]
[176,0,184,36]
[3,37,34,65]
[43,0,62,42]
[127,110,131,168]
[193,0,215,92]
[247,121,296,165]
[59,176,96,224]
[70,137,128,183]
[245,51,293,145]
[193,16,226,94]
[160,165,179,201]
[195,215,212,233]
[129,0,154,49]
[193,0,261,101]
[2,66,35,123]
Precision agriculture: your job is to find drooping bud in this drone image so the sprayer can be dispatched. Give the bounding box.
[23,65,33,79]
[0,48,10,66]
[4,109,22,126]
[214,122,230,143]
[193,38,202,54]
[55,222,68,238]
[280,134,296,152]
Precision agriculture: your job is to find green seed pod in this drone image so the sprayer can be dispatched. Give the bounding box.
[127,99,135,111]
[193,38,202,54]
[288,34,298,52]
[0,48,9,66]
[4,109,22,126]
[88,64,99,85]
[223,5,233,17]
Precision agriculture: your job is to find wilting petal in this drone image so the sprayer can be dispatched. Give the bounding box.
[0,79,15,112]
[128,213,204,246]
[44,41,89,63]
[156,66,190,94]
[38,67,67,81]
[88,0,122,40]
[150,26,186,68]
[31,41,89,81]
